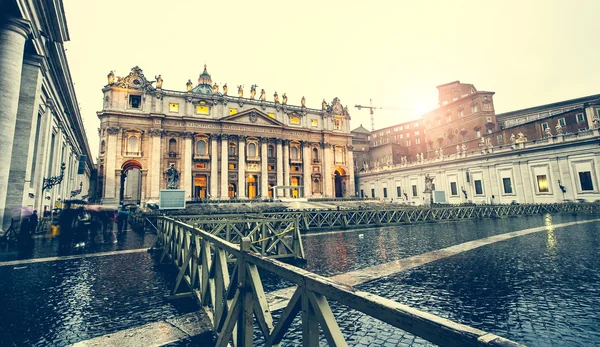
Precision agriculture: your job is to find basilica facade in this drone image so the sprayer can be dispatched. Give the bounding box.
[97,66,354,205]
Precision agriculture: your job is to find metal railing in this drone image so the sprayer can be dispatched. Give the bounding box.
[154,216,524,347]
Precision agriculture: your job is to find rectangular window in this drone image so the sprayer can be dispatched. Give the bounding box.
[458,109,464,118]
[471,104,478,113]
[405,124,410,130]
[371,189,375,198]
[446,115,451,123]
[502,177,513,194]
[536,175,549,192]
[396,186,401,197]
[383,188,387,198]
[169,103,179,112]
[290,116,300,125]
[474,180,483,195]
[415,138,421,144]
[229,108,237,115]
[195,163,206,169]
[360,189,364,198]
[576,113,584,122]
[579,171,594,191]
[268,113,275,118]
[129,95,142,109]
[541,123,549,131]
[228,163,237,169]
[196,105,209,114]
[412,185,418,197]
[311,119,318,127]
[497,135,503,143]
[450,182,458,196]
[334,119,341,129]
[558,118,566,126]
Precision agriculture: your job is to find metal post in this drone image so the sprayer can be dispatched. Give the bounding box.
[237,237,253,346]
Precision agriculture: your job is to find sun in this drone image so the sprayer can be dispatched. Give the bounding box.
[412,100,433,117]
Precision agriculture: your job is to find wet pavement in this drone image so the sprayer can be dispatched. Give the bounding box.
[1,214,599,346]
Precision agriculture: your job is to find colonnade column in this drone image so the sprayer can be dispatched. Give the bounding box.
[260,138,269,198]
[346,145,355,197]
[237,136,246,199]
[0,18,31,231]
[149,128,162,201]
[302,142,312,198]
[276,139,283,198]
[323,143,332,197]
[183,132,192,199]
[220,134,229,199]
[103,127,120,203]
[210,134,218,199]
[283,140,290,197]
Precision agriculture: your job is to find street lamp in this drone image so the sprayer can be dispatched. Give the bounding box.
[42,162,66,192]
[558,180,567,203]
[70,181,83,197]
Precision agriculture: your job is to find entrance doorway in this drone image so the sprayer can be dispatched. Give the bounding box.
[194,174,207,199]
[334,168,346,198]
[120,160,142,204]
[228,183,237,199]
[247,175,258,199]
[291,177,299,198]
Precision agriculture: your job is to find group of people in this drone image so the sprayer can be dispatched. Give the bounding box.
[47,204,131,249]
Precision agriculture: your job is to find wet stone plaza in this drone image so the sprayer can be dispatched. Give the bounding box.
[1,214,599,346]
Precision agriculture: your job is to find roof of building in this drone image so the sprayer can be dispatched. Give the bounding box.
[351,124,371,134]
[497,93,600,119]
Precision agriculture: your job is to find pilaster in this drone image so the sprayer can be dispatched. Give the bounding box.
[302,142,312,198]
[210,135,218,198]
[220,134,229,199]
[261,138,269,198]
[283,140,290,197]
[238,136,246,199]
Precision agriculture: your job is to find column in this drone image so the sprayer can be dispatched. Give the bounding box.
[183,133,192,199]
[302,142,312,198]
[210,135,218,199]
[237,136,246,199]
[103,127,120,203]
[260,138,269,198]
[323,143,333,197]
[276,139,283,198]
[140,170,148,202]
[4,54,43,227]
[220,135,229,199]
[346,145,355,197]
[33,100,54,210]
[149,129,162,201]
[0,18,31,231]
[283,140,290,197]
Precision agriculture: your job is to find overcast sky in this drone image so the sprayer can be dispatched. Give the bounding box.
[63,0,600,159]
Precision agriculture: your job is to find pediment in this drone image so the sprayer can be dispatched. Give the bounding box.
[223,108,284,126]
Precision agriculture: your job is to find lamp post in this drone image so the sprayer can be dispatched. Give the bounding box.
[558,180,567,203]
[42,162,66,192]
[70,181,83,197]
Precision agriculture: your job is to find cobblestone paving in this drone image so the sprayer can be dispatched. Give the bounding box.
[0,243,199,346]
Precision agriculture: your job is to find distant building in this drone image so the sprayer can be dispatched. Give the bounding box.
[353,82,600,204]
[97,66,355,205]
[0,1,94,231]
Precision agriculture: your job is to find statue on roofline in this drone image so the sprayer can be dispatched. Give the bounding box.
[237,85,243,97]
[274,91,279,103]
[301,96,306,107]
[250,84,257,99]
[223,83,228,95]
[260,89,266,101]
[282,93,288,105]
[155,75,163,89]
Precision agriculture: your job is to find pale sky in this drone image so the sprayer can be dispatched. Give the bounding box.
[63,0,600,160]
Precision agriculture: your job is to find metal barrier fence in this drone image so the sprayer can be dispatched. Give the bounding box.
[153,216,524,347]
[176,214,304,260]
[262,203,600,231]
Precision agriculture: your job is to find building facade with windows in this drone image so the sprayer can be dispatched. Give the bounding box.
[97,66,354,205]
[0,1,94,231]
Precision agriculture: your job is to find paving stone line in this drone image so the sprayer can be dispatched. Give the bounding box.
[0,248,149,267]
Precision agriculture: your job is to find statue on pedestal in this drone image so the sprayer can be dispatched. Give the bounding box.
[274,91,279,103]
[555,123,563,135]
[212,83,219,95]
[237,85,243,97]
[510,133,516,144]
[186,79,193,92]
[260,89,266,101]
[107,71,115,85]
[282,93,288,105]
[461,143,468,153]
[223,83,228,95]
[155,75,163,89]
[544,126,552,138]
[456,144,461,155]
[166,164,179,189]
[250,84,257,99]
[322,99,327,111]
[301,96,306,107]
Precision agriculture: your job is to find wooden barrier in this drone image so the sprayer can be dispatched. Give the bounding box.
[154,216,525,347]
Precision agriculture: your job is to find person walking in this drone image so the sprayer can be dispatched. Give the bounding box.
[117,205,129,235]
[29,210,39,235]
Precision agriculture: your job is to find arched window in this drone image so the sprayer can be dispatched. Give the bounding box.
[196,140,207,155]
[229,142,237,156]
[312,148,319,161]
[313,178,321,193]
[169,138,177,153]
[128,136,138,152]
[268,145,274,158]
[100,140,106,153]
[248,143,257,157]
[291,146,299,160]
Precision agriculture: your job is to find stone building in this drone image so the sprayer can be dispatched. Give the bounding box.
[0,1,94,231]
[97,66,354,205]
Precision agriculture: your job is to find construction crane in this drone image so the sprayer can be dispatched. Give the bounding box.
[354,99,403,131]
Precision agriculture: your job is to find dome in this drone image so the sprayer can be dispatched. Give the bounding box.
[193,65,213,95]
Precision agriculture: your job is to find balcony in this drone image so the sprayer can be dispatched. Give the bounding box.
[246,156,260,162]
[125,151,142,157]
[168,151,178,158]
[193,154,210,161]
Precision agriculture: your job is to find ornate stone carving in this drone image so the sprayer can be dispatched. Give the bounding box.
[149,128,163,137]
[249,112,258,123]
[183,131,194,139]
[275,138,283,145]
[221,134,230,141]
[330,97,343,115]
[111,66,155,92]
[106,126,120,135]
